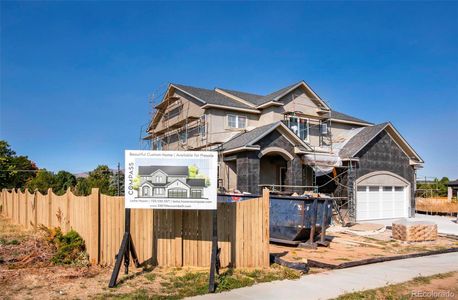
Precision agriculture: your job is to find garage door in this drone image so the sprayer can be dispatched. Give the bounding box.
[356,185,408,220]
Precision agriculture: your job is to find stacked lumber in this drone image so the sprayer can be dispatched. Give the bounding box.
[392,220,437,242]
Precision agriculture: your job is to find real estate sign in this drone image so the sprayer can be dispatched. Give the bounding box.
[124,150,218,210]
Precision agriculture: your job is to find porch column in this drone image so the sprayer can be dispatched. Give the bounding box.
[236,152,260,194]
[286,157,303,194]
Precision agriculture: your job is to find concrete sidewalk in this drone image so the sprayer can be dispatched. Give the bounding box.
[190,252,458,300]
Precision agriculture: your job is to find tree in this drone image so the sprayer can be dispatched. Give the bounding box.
[27,169,55,194]
[87,165,112,195]
[75,177,91,196]
[53,171,77,195]
[109,170,124,196]
[0,140,38,189]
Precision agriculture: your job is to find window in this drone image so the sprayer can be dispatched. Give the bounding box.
[383,186,393,192]
[286,116,308,141]
[199,115,207,139]
[394,187,404,192]
[357,186,367,192]
[153,137,163,150]
[369,186,380,192]
[154,188,165,195]
[180,128,187,144]
[142,186,150,196]
[190,190,202,198]
[168,188,187,198]
[320,121,328,135]
[163,105,182,121]
[155,175,162,183]
[227,115,247,129]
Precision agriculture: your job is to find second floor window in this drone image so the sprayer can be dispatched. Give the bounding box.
[180,128,187,143]
[286,116,308,141]
[153,137,163,150]
[227,115,247,129]
[199,115,207,139]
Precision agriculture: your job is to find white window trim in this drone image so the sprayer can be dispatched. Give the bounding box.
[320,120,328,135]
[286,115,309,143]
[226,114,247,130]
[154,187,165,195]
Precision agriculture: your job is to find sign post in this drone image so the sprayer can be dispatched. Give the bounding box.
[109,150,219,289]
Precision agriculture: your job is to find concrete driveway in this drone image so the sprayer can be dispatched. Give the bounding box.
[190,252,458,300]
[360,213,458,236]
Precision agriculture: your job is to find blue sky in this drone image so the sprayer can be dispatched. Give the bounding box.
[1,1,457,179]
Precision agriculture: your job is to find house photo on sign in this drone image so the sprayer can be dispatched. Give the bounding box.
[124,150,218,210]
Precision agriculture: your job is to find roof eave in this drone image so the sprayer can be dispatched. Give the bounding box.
[201,104,261,114]
[330,118,373,126]
[256,101,284,109]
[222,145,261,155]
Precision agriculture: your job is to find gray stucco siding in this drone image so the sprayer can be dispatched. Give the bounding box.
[333,130,416,217]
[354,130,416,216]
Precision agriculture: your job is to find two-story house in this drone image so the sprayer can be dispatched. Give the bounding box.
[138,166,206,199]
[146,81,423,221]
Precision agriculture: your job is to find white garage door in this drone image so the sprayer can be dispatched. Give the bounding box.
[356,185,408,221]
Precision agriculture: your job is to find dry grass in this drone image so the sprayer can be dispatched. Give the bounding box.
[0,216,302,299]
[334,271,458,300]
[416,197,458,214]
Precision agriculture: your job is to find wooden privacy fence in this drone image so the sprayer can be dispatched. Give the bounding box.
[0,188,270,268]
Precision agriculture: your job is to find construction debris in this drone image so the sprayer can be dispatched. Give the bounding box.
[392,220,438,242]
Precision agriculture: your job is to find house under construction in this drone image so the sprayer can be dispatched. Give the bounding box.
[145,81,424,222]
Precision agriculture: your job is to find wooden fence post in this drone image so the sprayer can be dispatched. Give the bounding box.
[47,188,52,227]
[0,189,4,216]
[262,188,270,267]
[90,188,100,265]
[33,190,38,228]
[65,187,72,232]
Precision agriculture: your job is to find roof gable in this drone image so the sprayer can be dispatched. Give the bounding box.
[257,81,331,110]
[222,121,313,153]
[339,122,423,163]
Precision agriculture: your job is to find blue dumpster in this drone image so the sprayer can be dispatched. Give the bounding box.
[218,194,333,243]
[269,196,333,243]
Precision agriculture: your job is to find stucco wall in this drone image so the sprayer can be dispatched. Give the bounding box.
[334,130,416,217]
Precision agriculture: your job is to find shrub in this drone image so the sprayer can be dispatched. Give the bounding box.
[40,225,89,266]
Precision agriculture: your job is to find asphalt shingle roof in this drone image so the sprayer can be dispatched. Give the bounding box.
[217,88,264,105]
[328,110,372,125]
[138,165,189,176]
[221,122,282,151]
[255,81,302,105]
[171,82,371,124]
[447,180,458,187]
[339,123,388,159]
[172,84,254,109]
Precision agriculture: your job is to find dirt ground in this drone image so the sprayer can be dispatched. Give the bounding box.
[0,216,300,300]
[270,225,458,266]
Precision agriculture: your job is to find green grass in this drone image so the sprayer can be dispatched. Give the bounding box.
[0,238,20,245]
[144,273,157,282]
[96,264,302,300]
